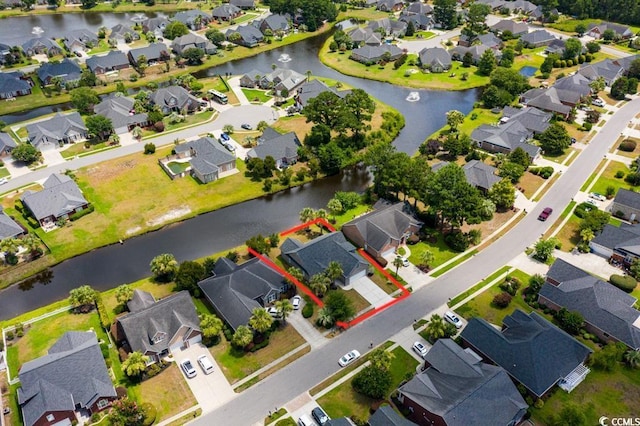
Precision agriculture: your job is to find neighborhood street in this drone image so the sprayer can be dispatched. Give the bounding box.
[192,96,640,425]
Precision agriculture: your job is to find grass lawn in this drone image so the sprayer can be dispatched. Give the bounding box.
[407,234,458,270]
[428,106,501,141]
[614,138,640,158]
[449,265,512,307]
[128,364,198,422]
[590,161,634,196]
[101,277,175,322]
[542,147,577,165]
[431,249,477,278]
[456,269,536,325]
[344,288,372,313]
[242,88,272,103]
[333,203,371,228]
[209,324,306,384]
[317,346,418,420]
[518,171,546,198]
[339,7,392,22]
[88,40,111,55]
[553,212,582,252]
[369,269,401,295]
[160,110,216,134]
[60,141,110,159]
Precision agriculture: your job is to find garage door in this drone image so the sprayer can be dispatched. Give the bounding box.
[169,341,184,353]
[590,243,612,258]
[187,335,202,347]
[348,269,367,284]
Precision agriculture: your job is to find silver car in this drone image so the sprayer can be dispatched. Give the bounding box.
[180,359,197,378]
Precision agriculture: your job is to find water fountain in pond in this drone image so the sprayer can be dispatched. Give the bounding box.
[406,92,420,102]
[131,13,147,24]
[31,26,44,36]
[278,53,291,63]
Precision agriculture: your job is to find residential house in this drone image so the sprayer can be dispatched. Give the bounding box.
[587,21,633,40]
[404,2,433,15]
[142,17,170,38]
[500,106,552,134]
[377,0,404,12]
[246,127,301,168]
[369,406,416,426]
[431,160,502,192]
[539,259,640,350]
[471,119,540,159]
[127,43,169,67]
[230,0,255,9]
[212,3,242,21]
[521,29,556,47]
[399,13,435,31]
[239,69,265,88]
[62,29,98,53]
[172,136,237,183]
[612,188,640,221]
[94,96,149,134]
[149,85,204,114]
[280,232,369,285]
[0,71,31,99]
[173,9,211,30]
[198,257,289,331]
[350,44,403,65]
[109,23,140,42]
[294,78,351,108]
[477,0,506,11]
[0,132,17,157]
[450,44,502,65]
[397,339,527,426]
[114,290,202,364]
[490,19,528,36]
[85,50,130,75]
[418,47,451,72]
[529,5,559,22]
[520,88,573,118]
[342,201,422,263]
[349,27,382,47]
[21,173,89,228]
[0,207,24,240]
[226,25,264,47]
[477,32,504,49]
[614,54,640,73]
[501,0,537,14]
[17,331,116,426]
[545,38,568,56]
[256,14,290,34]
[36,59,82,86]
[368,18,408,38]
[457,34,477,48]
[21,38,62,57]
[26,112,88,150]
[461,310,592,398]
[578,58,625,86]
[590,223,640,266]
[171,33,217,56]
[259,67,305,96]
[0,43,11,64]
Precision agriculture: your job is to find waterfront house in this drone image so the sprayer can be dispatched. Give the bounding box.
[26,112,88,150]
[246,127,301,168]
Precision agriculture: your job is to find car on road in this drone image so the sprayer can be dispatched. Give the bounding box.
[312,407,330,425]
[241,123,252,130]
[197,355,215,375]
[0,178,8,185]
[590,193,606,202]
[444,311,463,329]
[292,295,301,310]
[338,350,360,367]
[180,359,197,378]
[538,207,553,221]
[412,341,428,357]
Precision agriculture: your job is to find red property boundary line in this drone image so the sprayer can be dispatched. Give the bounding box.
[249,218,411,329]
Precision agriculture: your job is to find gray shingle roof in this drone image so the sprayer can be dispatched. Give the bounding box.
[199,257,286,330]
[546,258,591,283]
[258,14,290,32]
[110,23,138,40]
[21,38,60,55]
[94,96,148,131]
[18,331,116,426]
[521,87,573,116]
[461,310,592,397]
[173,9,210,25]
[247,128,300,162]
[351,44,403,62]
[521,29,556,45]
[400,339,527,426]
[587,21,632,37]
[591,223,640,257]
[174,136,236,177]
[462,160,501,191]
[128,43,168,63]
[295,79,350,108]
[230,0,254,8]
[0,132,17,152]
[63,29,98,51]
[26,112,87,149]
[36,59,82,84]
[418,47,451,69]
[502,106,552,134]
[578,59,624,84]
[85,50,129,73]
[281,232,368,280]
[21,173,88,222]
[613,188,640,211]
[405,2,432,14]
[0,208,24,240]
[212,3,241,19]
[540,260,640,349]
[368,405,415,425]
[0,72,30,96]
[471,120,530,149]
[127,289,157,312]
[226,25,264,45]
[149,85,202,112]
[116,291,200,356]
[490,19,528,35]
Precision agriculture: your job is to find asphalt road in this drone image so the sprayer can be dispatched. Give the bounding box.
[194,97,640,425]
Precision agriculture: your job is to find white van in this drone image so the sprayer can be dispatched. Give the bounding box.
[197,355,215,375]
[444,311,463,329]
[298,414,314,426]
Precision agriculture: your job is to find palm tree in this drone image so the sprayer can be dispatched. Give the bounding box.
[315,209,328,233]
[580,228,595,243]
[249,307,274,334]
[299,207,315,224]
[287,266,305,285]
[232,325,254,348]
[317,307,334,327]
[121,351,150,378]
[425,314,447,341]
[20,234,42,256]
[131,126,143,141]
[420,250,435,269]
[150,253,179,282]
[392,256,404,278]
[368,348,394,370]
[257,120,268,132]
[327,198,343,221]
[1,237,21,256]
[325,261,343,284]
[275,299,293,323]
[625,350,640,369]
[309,273,330,297]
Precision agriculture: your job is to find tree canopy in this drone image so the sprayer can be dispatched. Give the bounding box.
[434,0,458,29]
[539,123,571,155]
[268,0,337,31]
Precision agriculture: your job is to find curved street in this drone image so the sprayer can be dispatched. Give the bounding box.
[192,96,640,425]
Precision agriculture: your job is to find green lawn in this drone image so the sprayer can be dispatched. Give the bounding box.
[431,250,478,278]
[448,265,512,307]
[333,204,371,228]
[590,161,634,195]
[88,40,111,55]
[548,16,640,35]
[241,88,273,103]
[317,346,418,421]
[60,141,109,159]
[428,106,501,140]
[407,234,458,270]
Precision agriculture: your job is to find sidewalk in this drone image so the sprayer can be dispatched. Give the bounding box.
[287,312,328,350]
[232,342,310,390]
[227,76,251,106]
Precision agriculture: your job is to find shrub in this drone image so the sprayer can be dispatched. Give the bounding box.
[619,140,637,152]
[444,230,470,252]
[95,294,111,329]
[143,143,156,154]
[626,172,640,186]
[153,121,165,132]
[352,366,392,399]
[529,166,553,179]
[492,292,512,308]
[583,122,593,131]
[145,363,162,378]
[615,170,625,178]
[69,205,95,221]
[614,210,625,218]
[609,274,637,293]
[141,402,157,426]
[574,202,595,218]
[302,303,314,318]
[500,276,521,296]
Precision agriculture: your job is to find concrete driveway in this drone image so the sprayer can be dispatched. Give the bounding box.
[172,344,235,413]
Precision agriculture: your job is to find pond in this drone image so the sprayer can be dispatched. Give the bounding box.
[519,66,538,77]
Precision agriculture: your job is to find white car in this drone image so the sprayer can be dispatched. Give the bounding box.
[586,199,599,207]
[397,256,410,267]
[292,295,301,310]
[267,306,282,318]
[412,341,428,357]
[338,350,361,367]
[0,178,8,185]
[444,311,463,329]
[590,193,606,202]
[592,98,605,107]
[197,354,214,375]
[180,359,197,378]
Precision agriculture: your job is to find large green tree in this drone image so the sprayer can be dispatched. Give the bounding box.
[150,253,179,282]
[182,47,205,65]
[488,179,516,210]
[174,261,206,294]
[121,351,149,378]
[70,87,99,114]
[200,314,224,345]
[68,285,97,312]
[463,3,491,38]
[302,91,347,129]
[85,115,114,141]
[539,123,571,155]
[563,37,583,60]
[342,89,376,138]
[11,143,40,164]
[477,49,496,76]
[269,0,337,31]
[163,21,189,39]
[324,290,355,322]
[446,110,465,132]
[115,284,134,305]
[433,0,458,29]
[232,325,254,348]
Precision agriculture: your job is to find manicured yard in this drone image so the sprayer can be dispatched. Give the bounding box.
[209,324,306,384]
[428,106,501,141]
[60,141,118,159]
[344,288,372,314]
[128,364,198,422]
[317,346,418,420]
[542,147,578,165]
[88,40,112,55]
[101,277,176,322]
[518,170,546,198]
[407,234,458,270]
[448,265,512,307]
[242,88,273,103]
[590,160,634,196]
[333,203,371,228]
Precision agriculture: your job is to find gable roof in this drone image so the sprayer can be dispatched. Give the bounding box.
[587,21,632,37]
[471,119,540,158]
[85,50,129,73]
[127,289,157,312]
[461,310,592,397]
[477,32,503,49]
[368,405,416,426]
[22,37,60,54]
[0,71,30,95]
[258,14,290,32]
[26,112,87,148]
[295,79,350,107]
[281,232,368,279]
[462,160,501,191]
[21,173,88,222]
[342,202,421,252]
[94,96,148,130]
[418,47,451,69]
[174,136,236,176]
[247,128,300,161]
[63,29,98,50]
[36,59,82,84]
[110,23,137,39]
[399,339,527,426]
[405,1,432,14]
[0,207,23,240]
[578,58,624,84]
[199,257,285,330]
[149,85,201,111]
[490,19,528,35]
[521,87,573,116]
[502,106,552,134]
[0,132,16,152]
[128,43,168,63]
[116,291,200,355]
[613,188,640,211]
[521,29,556,45]
[230,0,254,7]
[212,3,241,19]
[18,331,116,426]
[540,260,640,349]
[226,24,264,45]
[351,44,403,61]
[591,223,640,258]
[173,9,210,25]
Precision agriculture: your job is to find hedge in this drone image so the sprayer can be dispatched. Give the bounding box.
[69,205,95,221]
[302,302,314,318]
[529,166,554,179]
[574,202,595,218]
[94,294,111,329]
[609,274,637,293]
[619,140,637,152]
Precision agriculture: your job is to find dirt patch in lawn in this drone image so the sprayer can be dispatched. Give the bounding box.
[147,207,192,227]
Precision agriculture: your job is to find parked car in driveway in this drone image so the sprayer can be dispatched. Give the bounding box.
[413,341,428,357]
[590,192,606,202]
[338,350,360,367]
[592,98,605,107]
[292,295,301,310]
[312,407,330,425]
[267,306,282,318]
[197,355,214,375]
[180,359,197,378]
[444,311,463,329]
[298,414,314,426]
[586,199,599,207]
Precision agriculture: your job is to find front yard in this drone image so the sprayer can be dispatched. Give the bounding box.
[407,234,458,270]
[589,160,634,195]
